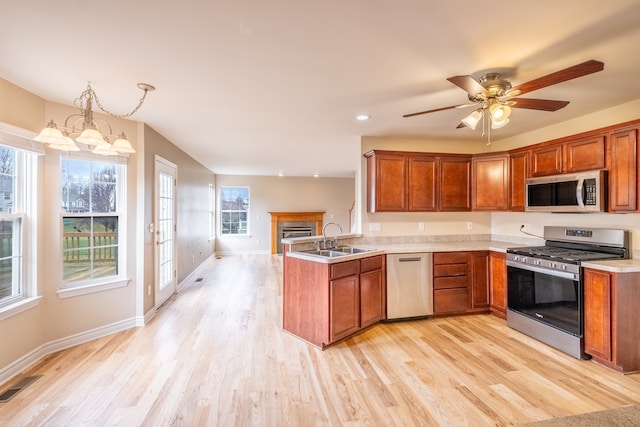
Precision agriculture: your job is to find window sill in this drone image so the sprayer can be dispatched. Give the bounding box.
[57,278,130,299]
[0,296,43,321]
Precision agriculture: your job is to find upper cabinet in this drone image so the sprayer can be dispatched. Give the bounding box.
[438,156,471,211]
[509,150,529,211]
[530,133,606,177]
[365,150,471,212]
[472,153,509,211]
[607,126,638,212]
[365,119,640,214]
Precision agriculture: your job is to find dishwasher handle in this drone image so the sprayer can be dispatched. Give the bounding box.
[398,257,422,262]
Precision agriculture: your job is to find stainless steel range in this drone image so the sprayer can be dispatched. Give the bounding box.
[506,226,629,359]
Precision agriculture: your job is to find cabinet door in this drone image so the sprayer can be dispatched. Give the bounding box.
[509,151,529,211]
[367,152,407,212]
[330,275,361,343]
[472,154,509,211]
[469,251,489,310]
[565,135,605,172]
[489,252,507,318]
[530,144,563,177]
[438,157,471,211]
[584,269,612,361]
[608,128,638,212]
[360,269,384,328]
[408,155,437,211]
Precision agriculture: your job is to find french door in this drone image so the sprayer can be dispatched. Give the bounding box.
[154,156,177,308]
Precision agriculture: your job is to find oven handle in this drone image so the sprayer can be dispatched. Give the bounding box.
[506,260,579,281]
[576,178,585,209]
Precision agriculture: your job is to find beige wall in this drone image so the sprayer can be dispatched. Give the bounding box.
[143,125,216,313]
[0,79,45,132]
[215,175,355,255]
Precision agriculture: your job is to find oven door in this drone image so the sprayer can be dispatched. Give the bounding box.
[506,262,582,337]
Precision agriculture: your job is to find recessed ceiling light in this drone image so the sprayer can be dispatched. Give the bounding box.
[356,114,370,121]
[313,173,320,178]
[278,171,284,177]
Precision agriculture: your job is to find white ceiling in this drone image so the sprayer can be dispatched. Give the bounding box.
[2,1,640,178]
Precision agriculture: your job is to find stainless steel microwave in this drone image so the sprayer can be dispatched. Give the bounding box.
[525,170,607,213]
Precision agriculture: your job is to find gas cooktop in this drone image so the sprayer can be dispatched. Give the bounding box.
[508,246,621,263]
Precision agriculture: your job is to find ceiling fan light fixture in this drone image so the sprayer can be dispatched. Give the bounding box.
[489,103,512,121]
[461,109,483,130]
[491,117,510,129]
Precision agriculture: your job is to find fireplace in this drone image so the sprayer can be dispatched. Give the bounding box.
[269,212,324,254]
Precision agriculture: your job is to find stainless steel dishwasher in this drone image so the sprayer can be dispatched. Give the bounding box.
[386,253,433,320]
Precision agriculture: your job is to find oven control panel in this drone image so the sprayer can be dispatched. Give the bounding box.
[506,252,581,277]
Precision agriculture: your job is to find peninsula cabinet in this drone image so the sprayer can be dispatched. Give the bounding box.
[433,251,489,315]
[607,126,638,212]
[472,153,509,211]
[283,254,385,348]
[584,268,640,373]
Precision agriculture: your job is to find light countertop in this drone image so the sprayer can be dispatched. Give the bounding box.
[581,259,640,273]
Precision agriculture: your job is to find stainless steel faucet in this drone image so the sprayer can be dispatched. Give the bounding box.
[321,222,343,249]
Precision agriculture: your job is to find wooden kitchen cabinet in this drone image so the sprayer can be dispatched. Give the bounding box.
[489,251,507,319]
[530,144,563,177]
[584,268,640,373]
[364,150,437,212]
[564,135,606,172]
[509,150,529,211]
[433,251,489,315]
[438,156,471,211]
[607,127,638,212]
[472,153,509,211]
[283,253,385,348]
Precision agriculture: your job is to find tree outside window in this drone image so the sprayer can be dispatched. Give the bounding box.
[61,158,123,285]
[220,186,249,236]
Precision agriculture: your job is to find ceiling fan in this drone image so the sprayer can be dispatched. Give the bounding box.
[403,59,605,134]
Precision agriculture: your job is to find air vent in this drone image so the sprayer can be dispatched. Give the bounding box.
[0,375,42,403]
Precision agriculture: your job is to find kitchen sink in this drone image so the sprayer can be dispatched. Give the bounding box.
[302,249,349,257]
[335,246,374,254]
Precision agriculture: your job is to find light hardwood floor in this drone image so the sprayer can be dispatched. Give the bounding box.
[2,254,640,426]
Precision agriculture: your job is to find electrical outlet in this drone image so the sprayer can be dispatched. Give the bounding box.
[369,223,381,232]
[147,285,151,296]
[467,222,473,230]
[418,222,425,231]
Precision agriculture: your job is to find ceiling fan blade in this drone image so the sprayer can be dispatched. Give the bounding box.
[447,75,489,97]
[510,59,604,95]
[402,104,460,118]
[511,98,570,111]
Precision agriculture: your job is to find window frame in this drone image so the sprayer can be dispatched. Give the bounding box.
[58,156,128,294]
[219,186,250,237]
[0,122,41,318]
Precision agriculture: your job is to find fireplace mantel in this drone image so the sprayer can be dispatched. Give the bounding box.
[269,211,324,254]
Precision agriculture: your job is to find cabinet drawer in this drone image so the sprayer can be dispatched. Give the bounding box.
[330,260,360,279]
[361,255,383,273]
[434,276,468,289]
[434,252,468,265]
[434,288,468,313]
[434,264,468,277]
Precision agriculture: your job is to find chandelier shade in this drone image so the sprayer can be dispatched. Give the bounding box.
[35,83,154,155]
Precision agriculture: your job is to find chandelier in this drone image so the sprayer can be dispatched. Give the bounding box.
[34,82,155,155]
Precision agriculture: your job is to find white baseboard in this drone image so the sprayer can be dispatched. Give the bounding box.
[177,254,214,292]
[0,317,140,387]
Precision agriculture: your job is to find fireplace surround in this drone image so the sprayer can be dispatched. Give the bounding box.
[269,211,324,254]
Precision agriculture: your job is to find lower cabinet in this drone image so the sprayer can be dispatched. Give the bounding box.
[433,251,489,315]
[489,251,507,319]
[584,268,640,373]
[283,254,385,348]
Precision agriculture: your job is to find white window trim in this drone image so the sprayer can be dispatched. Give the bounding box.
[57,277,130,299]
[218,186,250,237]
[0,296,42,321]
[60,158,128,291]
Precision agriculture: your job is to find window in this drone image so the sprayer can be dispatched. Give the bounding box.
[61,158,124,286]
[220,186,249,236]
[0,145,32,309]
